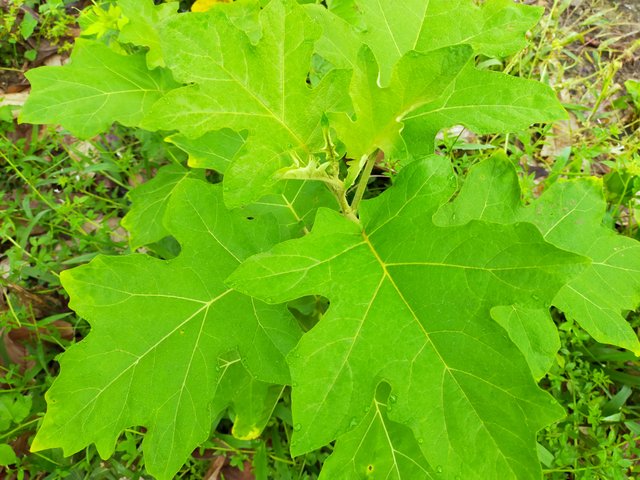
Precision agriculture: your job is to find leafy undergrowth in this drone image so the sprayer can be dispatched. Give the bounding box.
[1,0,639,479]
[540,314,640,479]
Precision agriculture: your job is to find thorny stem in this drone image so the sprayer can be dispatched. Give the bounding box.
[313,127,379,221]
[322,122,338,171]
[330,182,358,222]
[317,127,358,221]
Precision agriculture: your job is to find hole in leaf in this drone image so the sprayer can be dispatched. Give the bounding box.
[287,295,329,332]
[205,169,223,184]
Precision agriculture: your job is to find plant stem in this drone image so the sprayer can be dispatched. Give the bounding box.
[350,151,379,213]
[0,418,40,441]
[330,183,357,222]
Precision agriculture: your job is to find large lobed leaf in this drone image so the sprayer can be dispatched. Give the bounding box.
[310,0,564,165]
[329,45,472,162]
[435,155,640,356]
[319,0,543,85]
[328,44,565,164]
[20,39,179,137]
[229,156,589,478]
[32,179,302,479]
[142,0,352,206]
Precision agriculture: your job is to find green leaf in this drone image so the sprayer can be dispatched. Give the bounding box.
[304,3,360,72]
[229,156,588,478]
[118,0,180,68]
[212,0,265,43]
[433,154,521,225]
[311,11,564,163]
[20,12,38,40]
[167,129,246,172]
[32,179,301,480]
[253,441,269,480]
[244,180,339,239]
[330,45,472,161]
[121,164,203,250]
[437,154,640,355]
[401,63,567,157]
[211,353,284,440]
[20,39,179,137]
[143,0,351,207]
[491,305,560,380]
[0,444,17,467]
[320,0,542,85]
[522,181,640,355]
[79,3,127,39]
[122,166,336,256]
[320,384,436,479]
[0,394,32,431]
[625,79,640,109]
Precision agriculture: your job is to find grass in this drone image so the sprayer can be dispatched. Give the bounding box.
[1,0,639,478]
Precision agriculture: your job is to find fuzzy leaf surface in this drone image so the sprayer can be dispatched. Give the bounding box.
[32,179,301,479]
[143,0,351,206]
[20,39,179,137]
[436,155,640,355]
[229,156,589,478]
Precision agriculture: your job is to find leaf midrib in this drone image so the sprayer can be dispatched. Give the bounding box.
[358,230,528,477]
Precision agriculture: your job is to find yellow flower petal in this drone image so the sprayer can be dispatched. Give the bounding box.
[191,0,231,13]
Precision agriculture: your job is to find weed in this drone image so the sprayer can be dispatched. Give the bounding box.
[1,0,638,478]
[0,1,80,68]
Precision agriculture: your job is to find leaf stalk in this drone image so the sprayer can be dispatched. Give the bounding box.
[350,150,380,213]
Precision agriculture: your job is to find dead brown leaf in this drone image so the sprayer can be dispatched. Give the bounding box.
[1,319,73,372]
[204,456,255,480]
[204,456,226,479]
[0,284,72,372]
